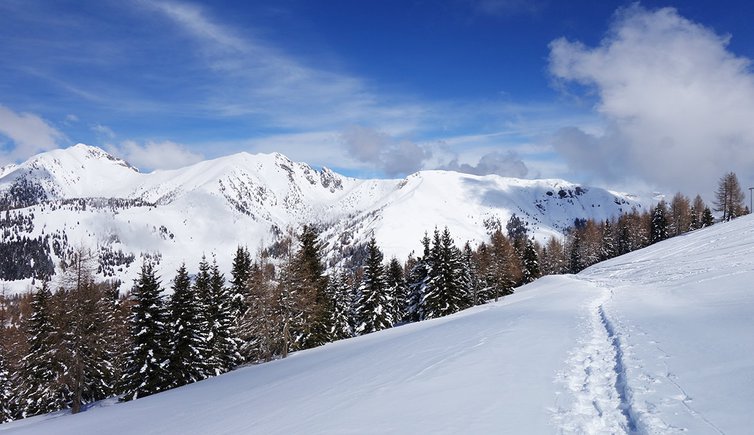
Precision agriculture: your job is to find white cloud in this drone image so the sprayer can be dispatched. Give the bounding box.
[0,104,65,163]
[92,124,116,139]
[340,126,432,177]
[443,150,528,178]
[107,140,204,171]
[549,5,754,196]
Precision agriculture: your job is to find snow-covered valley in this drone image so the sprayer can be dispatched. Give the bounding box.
[4,210,752,434]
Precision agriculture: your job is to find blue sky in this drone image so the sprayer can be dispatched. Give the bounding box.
[1,0,754,198]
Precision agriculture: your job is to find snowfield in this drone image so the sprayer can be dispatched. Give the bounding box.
[3,217,753,434]
[0,144,645,293]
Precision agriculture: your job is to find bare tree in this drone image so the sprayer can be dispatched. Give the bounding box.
[714,172,746,221]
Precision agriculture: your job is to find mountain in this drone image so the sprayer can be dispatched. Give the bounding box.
[0,144,645,291]
[5,209,753,434]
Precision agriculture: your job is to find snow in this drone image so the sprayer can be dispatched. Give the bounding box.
[4,215,754,434]
[1,145,646,293]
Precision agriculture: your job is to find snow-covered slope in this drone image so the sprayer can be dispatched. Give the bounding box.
[0,144,644,290]
[4,212,753,434]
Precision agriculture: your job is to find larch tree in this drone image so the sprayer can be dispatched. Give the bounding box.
[58,248,115,413]
[714,172,746,221]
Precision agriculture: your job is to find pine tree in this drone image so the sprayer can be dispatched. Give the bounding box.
[16,281,69,417]
[421,228,469,319]
[406,233,432,322]
[0,346,14,422]
[325,271,354,341]
[702,207,715,227]
[193,256,215,376]
[600,220,617,261]
[354,238,392,335]
[521,239,540,284]
[208,259,242,374]
[650,201,669,244]
[385,258,408,324]
[121,262,170,401]
[166,263,206,388]
[460,243,481,306]
[229,246,252,322]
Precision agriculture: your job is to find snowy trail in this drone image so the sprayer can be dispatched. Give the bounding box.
[554,285,635,434]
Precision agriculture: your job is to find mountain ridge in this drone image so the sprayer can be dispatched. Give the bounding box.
[0,144,647,292]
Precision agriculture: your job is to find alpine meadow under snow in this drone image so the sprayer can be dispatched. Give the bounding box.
[3,213,753,434]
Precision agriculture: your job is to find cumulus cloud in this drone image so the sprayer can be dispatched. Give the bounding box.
[340,126,431,176]
[0,104,65,163]
[443,150,529,178]
[107,140,204,171]
[548,5,754,196]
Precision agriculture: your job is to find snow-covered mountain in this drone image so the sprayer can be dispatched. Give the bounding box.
[4,205,753,434]
[0,144,645,290]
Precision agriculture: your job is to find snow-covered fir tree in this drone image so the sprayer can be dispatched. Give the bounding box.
[385,258,408,324]
[229,246,252,321]
[460,242,481,306]
[420,228,470,319]
[208,259,242,374]
[520,238,540,284]
[406,233,433,322]
[325,271,354,341]
[16,281,69,417]
[651,202,669,244]
[354,238,393,335]
[0,347,14,422]
[121,262,170,401]
[167,263,206,388]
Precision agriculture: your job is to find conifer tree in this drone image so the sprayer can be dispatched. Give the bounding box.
[229,246,252,321]
[702,207,715,227]
[406,233,432,322]
[0,344,14,422]
[193,255,215,375]
[354,238,392,334]
[421,228,469,319]
[121,262,170,401]
[208,259,242,374]
[385,258,408,324]
[521,238,540,284]
[16,281,68,417]
[600,220,617,261]
[166,263,206,388]
[650,202,669,244]
[460,243,481,306]
[540,237,567,276]
[326,271,354,341]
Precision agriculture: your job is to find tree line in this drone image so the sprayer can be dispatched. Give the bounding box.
[0,171,749,423]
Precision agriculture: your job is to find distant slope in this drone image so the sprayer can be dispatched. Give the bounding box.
[4,216,753,434]
[0,144,644,291]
